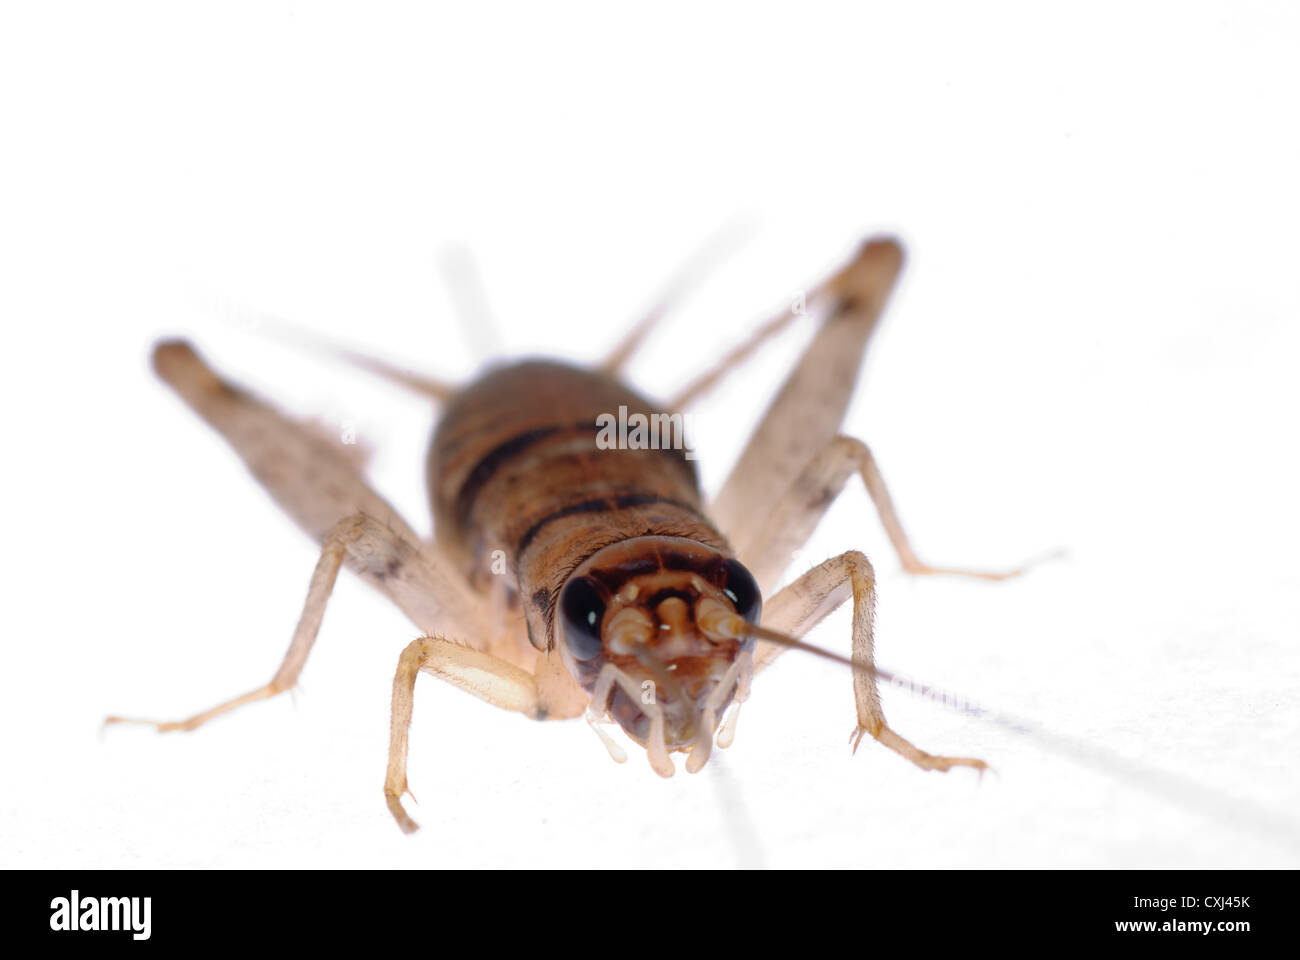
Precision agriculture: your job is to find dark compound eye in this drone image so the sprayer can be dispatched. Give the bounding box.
[559,575,606,661]
[721,558,762,624]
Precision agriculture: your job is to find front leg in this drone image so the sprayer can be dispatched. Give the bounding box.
[759,551,986,773]
[385,637,542,833]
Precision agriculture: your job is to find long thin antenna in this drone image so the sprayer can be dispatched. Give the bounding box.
[667,293,823,409]
[437,246,503,361]
[241,315,458,402]
[600,216,759,375]
[746,622,1300,853]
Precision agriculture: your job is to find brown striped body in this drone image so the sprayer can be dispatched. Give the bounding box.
[124,236,1010,818]
[428,360,731,653]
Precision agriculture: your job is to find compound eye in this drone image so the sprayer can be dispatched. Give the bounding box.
[721,558,762,625]
[559,575,606,661]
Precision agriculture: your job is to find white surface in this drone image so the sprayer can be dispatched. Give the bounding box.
[1,2,1297,869]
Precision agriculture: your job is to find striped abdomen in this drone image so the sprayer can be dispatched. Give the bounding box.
[428,360,730,649]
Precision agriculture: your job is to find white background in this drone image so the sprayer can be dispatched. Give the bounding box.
[2,2,1297,869]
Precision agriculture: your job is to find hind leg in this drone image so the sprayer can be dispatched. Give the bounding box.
[107,342,494,729]
[146,340,486,632]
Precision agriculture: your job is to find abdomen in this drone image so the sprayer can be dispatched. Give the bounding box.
[428,361,729,635]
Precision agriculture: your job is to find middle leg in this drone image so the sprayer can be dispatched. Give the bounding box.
[758,550,986,773]
[105,513,485,732]
[737,433,1027,595]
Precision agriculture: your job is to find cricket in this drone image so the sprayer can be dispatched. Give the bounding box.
[107,234,1034,834]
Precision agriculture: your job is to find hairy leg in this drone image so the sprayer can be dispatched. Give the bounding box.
[385,636,541,833]
[738,434,1028,595]
[758,550,986,773]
